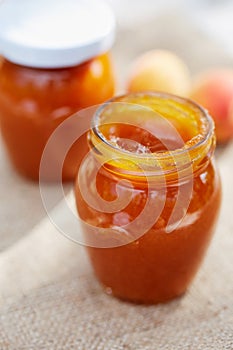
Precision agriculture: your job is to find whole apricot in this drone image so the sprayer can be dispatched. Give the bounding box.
[190,69,233,143]
[127,50,191,96]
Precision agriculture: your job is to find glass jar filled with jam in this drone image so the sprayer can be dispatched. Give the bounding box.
[75,92,221,304]
[0,0,115,181]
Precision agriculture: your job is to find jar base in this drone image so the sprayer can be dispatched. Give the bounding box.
[102,283,187,305]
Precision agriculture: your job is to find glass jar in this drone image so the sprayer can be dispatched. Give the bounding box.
[0,0,115,181]
[0,54,114,181]
[75,92,222,304]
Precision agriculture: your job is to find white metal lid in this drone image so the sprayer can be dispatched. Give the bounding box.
[0,0,116,68]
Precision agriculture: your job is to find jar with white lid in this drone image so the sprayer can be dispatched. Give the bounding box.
[0,0,115,181]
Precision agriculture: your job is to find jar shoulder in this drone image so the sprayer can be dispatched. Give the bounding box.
[76,157,221,232]
[0,54,113,92]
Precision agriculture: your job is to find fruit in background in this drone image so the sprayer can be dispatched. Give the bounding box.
[227,99,233,136]
[127,50,191,96]
[190,69,233,143]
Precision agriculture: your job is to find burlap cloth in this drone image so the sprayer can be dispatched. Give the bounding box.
[0,12,233,350]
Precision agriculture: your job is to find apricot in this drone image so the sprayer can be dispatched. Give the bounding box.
[127,50,191,96]
[190,69,233,143]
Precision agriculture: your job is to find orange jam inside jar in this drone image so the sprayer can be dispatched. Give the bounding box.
[75,92,222,304]
[0,0,115,181]
[0,55,114,181]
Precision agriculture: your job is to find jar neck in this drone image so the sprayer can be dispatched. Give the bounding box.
[89,92,216,183]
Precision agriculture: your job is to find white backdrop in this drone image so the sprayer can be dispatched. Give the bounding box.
[106,0,233,55]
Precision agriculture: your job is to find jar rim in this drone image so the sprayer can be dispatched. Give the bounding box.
[91,91,214,161]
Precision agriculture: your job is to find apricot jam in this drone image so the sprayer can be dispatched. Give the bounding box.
[75,92,221,304]
[0,54,114,181]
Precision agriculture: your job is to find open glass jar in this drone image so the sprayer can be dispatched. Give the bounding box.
[0,0,115,181]
[75,92,222,304]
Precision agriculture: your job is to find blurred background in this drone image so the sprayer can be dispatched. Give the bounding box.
[107,0,233,89]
